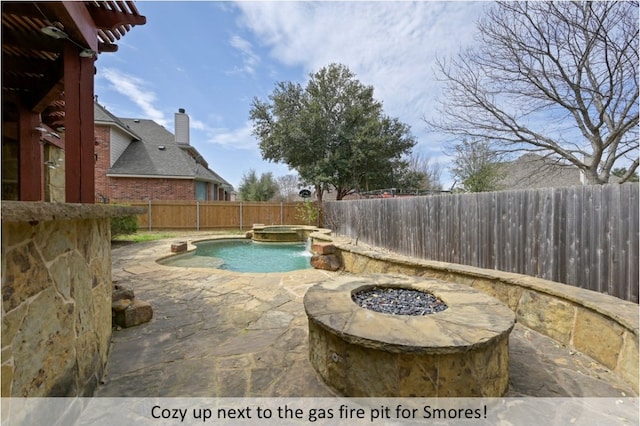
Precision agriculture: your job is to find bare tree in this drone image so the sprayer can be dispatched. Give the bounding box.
[275,174,301,202]
[406,152,443,191]
[450,139,505,192]
[428,1,639,184]
[321,201,342,233]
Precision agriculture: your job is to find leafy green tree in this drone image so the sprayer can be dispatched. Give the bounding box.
[238,169,278,201]
[250,63,416,200]
[450,139,504,192]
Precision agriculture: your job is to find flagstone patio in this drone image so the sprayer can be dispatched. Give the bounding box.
[94,235,636,398]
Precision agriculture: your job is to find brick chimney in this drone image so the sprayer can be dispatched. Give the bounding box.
[175,108,190,145]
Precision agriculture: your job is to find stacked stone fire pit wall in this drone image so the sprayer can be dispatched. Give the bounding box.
[310,233,639,393]
[304,274,515,397]
[1,201,144,397]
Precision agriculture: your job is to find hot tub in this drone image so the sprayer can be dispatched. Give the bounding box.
[251,225,328,243]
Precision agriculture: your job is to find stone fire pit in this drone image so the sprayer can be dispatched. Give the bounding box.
[303,274,516,397]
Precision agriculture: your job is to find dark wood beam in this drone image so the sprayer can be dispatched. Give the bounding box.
[98,42,118,53]
[88,6,146,30]
[31,80,64,114]
[36,123,65,150]
[79,51,95,203]
[18,103,44,201]
[1,3,43,19]
[1,73,64,111]
[63,43,95,203]
[39,2,98,52]
[27,58,65,113]
[1,54,55,74]
[1,28,63,54]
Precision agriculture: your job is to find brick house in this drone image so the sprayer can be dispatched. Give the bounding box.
[94,103,233,202]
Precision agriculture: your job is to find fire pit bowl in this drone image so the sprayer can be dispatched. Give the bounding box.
[303,274,515,397]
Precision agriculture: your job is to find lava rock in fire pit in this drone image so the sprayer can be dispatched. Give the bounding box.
[352,286,448,316]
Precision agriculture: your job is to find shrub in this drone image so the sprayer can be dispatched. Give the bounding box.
[111,215,139,239]
[296,200,321,225]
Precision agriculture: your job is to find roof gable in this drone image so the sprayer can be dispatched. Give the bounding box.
[106,113,231,187]
[94,103,141,140]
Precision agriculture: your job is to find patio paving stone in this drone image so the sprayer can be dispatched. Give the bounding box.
[94,235,636,398]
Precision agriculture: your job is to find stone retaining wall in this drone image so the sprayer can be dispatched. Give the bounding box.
[311,233,639,393]
[1,201,143,397]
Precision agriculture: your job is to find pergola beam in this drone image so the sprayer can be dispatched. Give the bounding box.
[89,6,146,30]
[39,2,98,52]
[63,43,95,203]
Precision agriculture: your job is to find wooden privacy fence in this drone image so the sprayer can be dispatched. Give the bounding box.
[121,201,314,230]
[323,183,639,302]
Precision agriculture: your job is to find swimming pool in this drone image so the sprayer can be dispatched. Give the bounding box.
[160,239,313,273]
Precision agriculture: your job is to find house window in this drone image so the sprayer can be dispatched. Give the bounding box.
[195,181,207,201]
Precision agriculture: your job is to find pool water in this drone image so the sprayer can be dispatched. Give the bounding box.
[161,239,313,273]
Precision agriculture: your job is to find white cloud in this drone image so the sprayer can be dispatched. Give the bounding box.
[204,121,258,150]
[228,35,260,76]
[230,1,488,187]
[100,68,169,127]
[234,1,485,140]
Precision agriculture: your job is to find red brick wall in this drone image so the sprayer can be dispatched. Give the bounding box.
[109,177,195,201]
[94,125,111,202]
[94,124,229,202]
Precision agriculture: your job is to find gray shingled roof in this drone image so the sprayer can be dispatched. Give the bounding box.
[497,153,620,189]
[102,112,232,188]
[94,103,141,141]
[497,153,583,189]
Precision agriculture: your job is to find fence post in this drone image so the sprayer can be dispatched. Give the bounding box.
[239,202,243,230]
[196,201,200,231]
[148,199,152,231]
[281,202,284,225]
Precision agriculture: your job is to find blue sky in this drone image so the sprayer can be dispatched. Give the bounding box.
[95,1,487,190]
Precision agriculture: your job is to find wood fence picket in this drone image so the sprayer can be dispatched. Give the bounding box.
[323,183,639,302]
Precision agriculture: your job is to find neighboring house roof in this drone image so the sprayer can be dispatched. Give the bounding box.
[498,153,583,189]
[96,103,232,189]
[94,102,141,141]
[497,153,620,189]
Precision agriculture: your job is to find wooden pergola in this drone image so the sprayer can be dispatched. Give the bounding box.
[2,2,146,203]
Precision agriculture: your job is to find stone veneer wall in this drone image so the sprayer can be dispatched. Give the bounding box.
[311,234,640,393]
[44,145,65,202]
[1,201,144,397]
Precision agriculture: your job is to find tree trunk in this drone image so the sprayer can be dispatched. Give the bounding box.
[315,184,323,202]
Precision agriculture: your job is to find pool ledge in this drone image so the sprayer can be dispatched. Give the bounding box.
[152,235,314,275]
[155,235,242,264]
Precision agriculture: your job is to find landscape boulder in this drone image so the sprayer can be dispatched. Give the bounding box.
[112,281,153,328]
[171,241,187,253]
[112,283,135,302]
[310,254,341,271]
[113,299,153,328]
[311,243,336,255]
